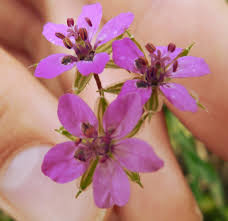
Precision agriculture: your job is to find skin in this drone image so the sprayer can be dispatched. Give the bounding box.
[0,0,227,220]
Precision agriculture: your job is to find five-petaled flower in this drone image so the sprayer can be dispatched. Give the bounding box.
[35,3,134,78]
[41,93,163,208]
[112,37,210,112]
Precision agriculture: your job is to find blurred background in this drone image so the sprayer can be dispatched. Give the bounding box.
[0,0,228,220]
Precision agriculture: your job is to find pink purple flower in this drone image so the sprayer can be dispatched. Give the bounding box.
[42,93,163,208]
[112,38,210,112]
[35,3,134,78]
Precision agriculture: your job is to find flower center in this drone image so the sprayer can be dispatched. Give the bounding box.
[135,42,179,88]
[55,17,97,65]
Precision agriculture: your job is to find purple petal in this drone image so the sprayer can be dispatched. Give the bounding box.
[96,13,134,47]
[76,52,109,76]
[41,142,87,183]
[168,56,210,78]
[114,138,164,172]
[34,54,75,79]
[112,38,143,73]
[103,93,142,139]
[152,46,182,66]
[160,83,197,112]
[93,159,130,208]
[58,93,98,137]
[77,3,102,41]
[42,22,69,47]
[118,80,152,105]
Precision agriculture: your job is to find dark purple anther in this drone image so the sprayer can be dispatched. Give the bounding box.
[61,55,77,65]
[136,80,148,88]
[145,43,156,53]
[81,122,97,138]
[85,17,93,27]
[63,37,73,49]
[135,57,148,69]
[168,43,176,53]
[74,149,86,162]
[55,32,65,39]
[78,28,88,41]
[173,60,178,72]
[67,18,74,27]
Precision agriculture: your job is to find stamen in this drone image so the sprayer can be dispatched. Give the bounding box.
[78,28,88,41]
[74,149,86,162]
[67,18,74,27]
[173,60,178,72]
[85,17,93,27]
[61,56,77,65]
[136,80,148,88]
[55,32,65,39]
[145,43,156,53]
[81,122,97,138]
[135,57,148,69]
[168,43,176,53]
[63,37,73,49]
[155,61,161,69]
[85,41,92,50]
[75,138,82,146]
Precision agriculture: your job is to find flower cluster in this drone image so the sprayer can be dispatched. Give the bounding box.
[34,3,210,208]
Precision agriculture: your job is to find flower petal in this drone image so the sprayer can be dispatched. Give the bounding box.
[42,22,69,47]
[114,138,164,172]
[93,159,130,208]
[118,80,152,105]
[41,142,87,183]
[34,54,75,79]
[77,3,102,41]
[168,56,210,78]
[96,13,134,47]
[58,93,98,137]
[112,38,143,73]
[103,93,142,139]
[152,46,182,66]
[160,83,197,112]
[76,52,109,76]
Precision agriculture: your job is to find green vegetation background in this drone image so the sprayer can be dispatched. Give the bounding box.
[1,2,228,220]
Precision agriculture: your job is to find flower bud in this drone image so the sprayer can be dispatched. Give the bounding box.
[145,43,156,53]
[78,28,88,41]
[168,43,176,52]
[63,37,73,49]
[67,18,74,27]
[55,32,65,39]
[85,17,93,27]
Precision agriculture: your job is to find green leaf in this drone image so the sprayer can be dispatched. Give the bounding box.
[125,170,143,188]
[105,60,121,69]
[76,158,99,198]
[97,96,108,134]
[55,126,77,141]
[74,70,92,94]
[164,106,225,210]
[126,112,149,138]
[28,63,38,69]
[95,34,123,54]
[102,81,125,95]
[179,42,195,57]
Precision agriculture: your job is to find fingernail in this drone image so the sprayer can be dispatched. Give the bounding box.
[0,145,99,221]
